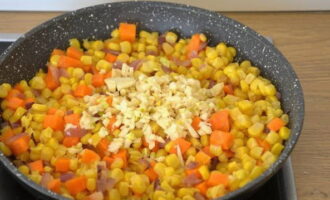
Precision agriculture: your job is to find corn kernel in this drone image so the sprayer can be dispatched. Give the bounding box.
[120,41,132,54]
[271,143,284,155]
[86,178,96,192]
[69,38,80,48]
[248,122,264,137]
[250,146,263,159]
[118,181,129,196]
[279,127,291,140]
[210,145,222,156]
[265,131,280,145]
[198,165,210,180]
[0,142,12,156]
[107,189,120,200]
[91,40,104,50]
[165,154,180,169]
[40,146,54,161]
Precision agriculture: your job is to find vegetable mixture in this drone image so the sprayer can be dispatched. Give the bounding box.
[0,23,291,200]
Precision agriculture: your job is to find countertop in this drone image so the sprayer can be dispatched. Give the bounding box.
[0,11,329,200]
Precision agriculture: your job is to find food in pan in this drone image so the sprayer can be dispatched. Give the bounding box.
[0,23,291,200]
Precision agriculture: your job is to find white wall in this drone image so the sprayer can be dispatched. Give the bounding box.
[0,0,329,11]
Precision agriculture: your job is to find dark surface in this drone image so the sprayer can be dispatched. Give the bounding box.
[0,1,304,200]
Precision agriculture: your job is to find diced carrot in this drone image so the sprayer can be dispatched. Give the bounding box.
[56,109,65,117]
[43,114,64,131]
[92,73,105,87]
[1,129,14,145]
[80,149,100,164]
[196,181,208,196]
[267,117,285,131]
[150,160,156,168]
[6,97,25,110]
[96,138,110,157]
[51,49,65,56]
[187,34,201,57]
[47,179,61,193]
[6,89,21,100]
[66,46,83,59]
[104,71,112,79]
[64,113,80,126]
[224,84,234,95]
[55,157,70,173]
[81,65,91,72]
[223,150,235,158]
[65,176,87,195]
[91,65,98,74]
[47,108,57,115]
[105,53,117,63]
[256,138,271,152]
[73,84,93,97]
[107,116,117,132]
[202,146,214,157]
[207,172,229,187]
[195,150,211,165]
[28,160,44,173]
[210,130,234,150]
[119,23,136,42]
[58,56,83,68]
[62,136,80,147]
[192,116,201,131]
[24,97,35,106]
[186,168,201,178]
[103,156,114,168]
[106,96,113,106]
[8,135,30,155]
[145,167,158,182]
[169,138,192,154]
[112,149,128,168]
[14,84,24,92]
[45,67,60,90]
[209,110,230,132]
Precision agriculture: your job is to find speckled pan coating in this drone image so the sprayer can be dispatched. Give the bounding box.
[0,1,304,200]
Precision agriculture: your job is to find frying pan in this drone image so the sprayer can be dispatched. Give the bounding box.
[0,1,304,200]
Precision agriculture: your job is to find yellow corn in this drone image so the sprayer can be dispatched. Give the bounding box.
[0,83,11,98]
[271,143,284,155]
[118,181,129,196]
[40,146,54,161]
[165,154,180,169]
[206,185,225,199]
[198,165,210,180]
[0,142,12,156]
[30,76,46,90]
[110,168,124,182]
[130,174,148,194]
[91,40,104,50]
[69,38,80,48]
[279,127,291,140]
[265,131,280,145]
[80,55,93,65]
[107,189,120,200]
[250,146,263,159]
[165,32,178,44]
[248,122,264,137]
[120,41,132,54]
[86,178,96,192]
[9,107,27,123]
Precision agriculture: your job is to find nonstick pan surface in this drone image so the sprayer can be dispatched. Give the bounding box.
[0,1,304,199]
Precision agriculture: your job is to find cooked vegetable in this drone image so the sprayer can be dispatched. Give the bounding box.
[119,23,136,42]
[0,23,290,200]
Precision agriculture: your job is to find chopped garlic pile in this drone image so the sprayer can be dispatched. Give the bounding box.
[80,64,224,153]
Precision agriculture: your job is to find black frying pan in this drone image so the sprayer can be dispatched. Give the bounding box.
[0,1,304,200]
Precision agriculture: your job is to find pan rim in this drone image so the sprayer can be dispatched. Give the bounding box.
[0,1,304,200]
